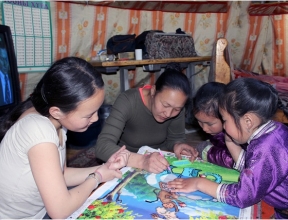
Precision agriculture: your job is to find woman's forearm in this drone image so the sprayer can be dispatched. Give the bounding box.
[127,152,145,169]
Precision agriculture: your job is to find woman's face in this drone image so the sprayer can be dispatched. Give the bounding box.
[58,89,105,132]
[195,111,223,135]
[151,87,187,123]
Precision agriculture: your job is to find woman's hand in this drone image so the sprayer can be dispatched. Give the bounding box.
[96,163,122,183]
[173,143,199,161]
[142,152,170,174]
[106,146,131,170]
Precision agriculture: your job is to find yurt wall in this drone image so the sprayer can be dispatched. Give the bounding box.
[2,1,288,104]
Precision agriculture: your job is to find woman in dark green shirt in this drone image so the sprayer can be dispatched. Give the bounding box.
[96,68,198,173]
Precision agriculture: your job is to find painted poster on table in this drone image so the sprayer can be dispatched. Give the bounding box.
[67,146,253,219]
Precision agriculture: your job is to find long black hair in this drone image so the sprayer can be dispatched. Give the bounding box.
[154,68,191,99]
[193,82,225,119]
[219,77,288,130]
[0,57,104,141]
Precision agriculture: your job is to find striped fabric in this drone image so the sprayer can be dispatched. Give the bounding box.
[1,1,288,104]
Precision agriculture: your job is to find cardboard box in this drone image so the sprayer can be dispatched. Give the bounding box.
[118,52,135,60]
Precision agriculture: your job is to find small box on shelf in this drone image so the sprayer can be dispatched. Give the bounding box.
[118,52,135,60]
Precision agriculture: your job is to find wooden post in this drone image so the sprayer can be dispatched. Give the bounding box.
[215,38,231,84]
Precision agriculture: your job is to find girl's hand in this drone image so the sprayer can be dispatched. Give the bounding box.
[224,133,234,144]
[107,146,131,170]
[142,152,169,174]
[173,143,199,161]
[167,178,199,193]
[224,132,243,163]
[96,163,122,183]
[168,177,218,198]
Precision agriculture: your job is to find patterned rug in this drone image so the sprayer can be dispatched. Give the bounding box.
[67,144,103,168]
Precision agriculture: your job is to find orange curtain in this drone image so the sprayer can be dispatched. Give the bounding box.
[16,1,288,103]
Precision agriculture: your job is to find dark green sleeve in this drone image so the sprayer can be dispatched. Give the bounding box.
[95,92,133,161]
[156,109,186,152]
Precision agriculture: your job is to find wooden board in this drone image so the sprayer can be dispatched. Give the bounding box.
[90,56,211,67]
[273,109,288,124]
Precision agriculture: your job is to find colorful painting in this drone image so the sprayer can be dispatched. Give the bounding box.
[67,146,253,219]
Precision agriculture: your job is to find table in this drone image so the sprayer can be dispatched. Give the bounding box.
[90,56,211,92]
[67,146,259,219]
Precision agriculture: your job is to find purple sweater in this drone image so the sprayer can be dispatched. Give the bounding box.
[217,121,288,219]
[196,132,236,168]
[206,132,234,168]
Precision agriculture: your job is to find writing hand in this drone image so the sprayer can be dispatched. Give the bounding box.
[173,143,199,161]
[142,152,169,174]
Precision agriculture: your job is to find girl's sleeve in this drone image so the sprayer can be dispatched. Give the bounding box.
[217,138,288,208]
[232,149,245,171]
[205,145,235,168]
[195,140,211,158]
[17,115,59,154]
[200,133,235,168]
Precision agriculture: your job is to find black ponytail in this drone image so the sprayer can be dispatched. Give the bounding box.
[0,57,104,142]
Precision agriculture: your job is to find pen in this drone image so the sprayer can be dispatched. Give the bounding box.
[158,148,172,173]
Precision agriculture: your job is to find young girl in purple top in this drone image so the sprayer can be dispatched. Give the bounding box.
[193,82,234,168]
[168,77,288,219]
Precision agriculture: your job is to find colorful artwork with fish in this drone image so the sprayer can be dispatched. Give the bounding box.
[67,146,254,219]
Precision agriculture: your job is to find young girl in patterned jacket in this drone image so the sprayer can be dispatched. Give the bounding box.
[168,77,288,219]
[193,82,235,168]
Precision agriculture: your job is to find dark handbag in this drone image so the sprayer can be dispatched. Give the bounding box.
[145,32,197,59]
[135,30,163,59]
[106,34,136,55]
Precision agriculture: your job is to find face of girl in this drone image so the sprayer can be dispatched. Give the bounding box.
[59,89,105,132]
[194,111,223,135]
[220,108,250,144]
[151,88,187,123]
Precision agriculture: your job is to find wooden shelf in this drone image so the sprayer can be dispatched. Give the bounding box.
[90,56,211,67]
